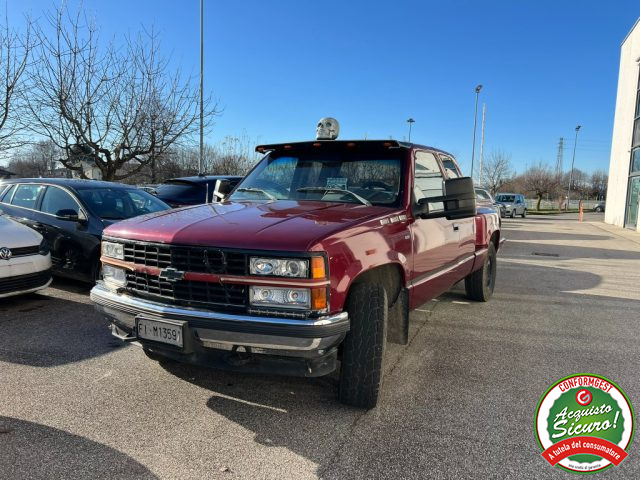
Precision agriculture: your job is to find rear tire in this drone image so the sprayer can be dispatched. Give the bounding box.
[338,283,388,409]
[465,243,497,302]
[510,210,515,218]
[521,209,527,218]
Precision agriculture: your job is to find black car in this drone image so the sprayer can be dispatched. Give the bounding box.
[155,175,243,207]
[0,179,170,283]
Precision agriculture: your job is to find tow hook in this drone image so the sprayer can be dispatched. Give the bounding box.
[110,323,136,342]
[225,345,253,366]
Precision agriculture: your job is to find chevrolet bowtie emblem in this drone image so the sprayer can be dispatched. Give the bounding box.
[158,267,185,282]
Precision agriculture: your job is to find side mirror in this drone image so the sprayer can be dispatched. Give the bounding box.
[415,177,476,220]
[56,209,87,223]
[213,179,233,201]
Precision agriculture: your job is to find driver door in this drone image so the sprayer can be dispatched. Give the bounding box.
[409,151,461,308]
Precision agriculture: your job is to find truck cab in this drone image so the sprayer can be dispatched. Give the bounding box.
[91,139,501,408]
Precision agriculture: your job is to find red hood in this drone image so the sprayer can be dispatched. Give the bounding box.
[103,200,392,251]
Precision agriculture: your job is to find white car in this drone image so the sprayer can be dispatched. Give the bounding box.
[0,211,52,298]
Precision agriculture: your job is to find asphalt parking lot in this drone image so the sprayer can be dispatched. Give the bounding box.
[1,213,639,479]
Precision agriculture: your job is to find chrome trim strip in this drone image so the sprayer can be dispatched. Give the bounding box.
[91,282,346,327]
[409,254,475,289]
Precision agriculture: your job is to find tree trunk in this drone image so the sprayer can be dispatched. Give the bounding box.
[536,195,542,211]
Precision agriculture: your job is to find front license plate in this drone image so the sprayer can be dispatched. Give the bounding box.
[136,317,185,347]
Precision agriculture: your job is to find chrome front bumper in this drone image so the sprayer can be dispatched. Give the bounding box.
[90,282,349,355]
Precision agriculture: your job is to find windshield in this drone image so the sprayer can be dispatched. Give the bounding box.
[496,195,515,202]
[230,151,403,206]
[76,187,169,220]
[156,181,206,204]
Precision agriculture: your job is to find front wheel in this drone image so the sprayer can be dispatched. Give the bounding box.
[338,283,388,409]
[465,243,497,302]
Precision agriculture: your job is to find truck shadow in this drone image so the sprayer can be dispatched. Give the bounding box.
[0,416,158,479]
[160,360,363,469]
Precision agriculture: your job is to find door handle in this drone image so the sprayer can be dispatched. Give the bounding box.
[453,223,459,231]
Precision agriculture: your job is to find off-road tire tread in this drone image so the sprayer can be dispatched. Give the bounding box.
[338,283,387,409]
[465,243,497,302]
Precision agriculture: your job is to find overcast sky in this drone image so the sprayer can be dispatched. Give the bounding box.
[6,0,640,174]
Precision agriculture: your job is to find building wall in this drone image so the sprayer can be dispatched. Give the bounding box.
[606,19,640,228]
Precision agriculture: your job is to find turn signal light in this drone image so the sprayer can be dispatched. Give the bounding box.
[311,257,326,279]
[311,288,327,311]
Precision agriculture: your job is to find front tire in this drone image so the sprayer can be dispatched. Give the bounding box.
[465,243,497,302]
[338,283,388,409]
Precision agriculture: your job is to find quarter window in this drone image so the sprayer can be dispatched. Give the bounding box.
[40,186,80,216]
[10,184,44,209]
[440,155,461,178]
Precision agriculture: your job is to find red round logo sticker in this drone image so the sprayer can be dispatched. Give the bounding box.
[576,389,592,406]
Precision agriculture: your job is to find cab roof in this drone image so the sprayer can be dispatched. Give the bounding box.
[255,140,455,157]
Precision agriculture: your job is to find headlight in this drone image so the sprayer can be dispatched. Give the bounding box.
[102,241,124,260]
[102,264,126,287]
[250,286,310,309]
[250,257,309,278]
[38,239,50,255]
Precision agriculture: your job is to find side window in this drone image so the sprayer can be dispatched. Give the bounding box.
[11,184,44,209]
[0,184,16,203]
[440,155,461,179]
[414,151,444,202]
[40,186,80,216]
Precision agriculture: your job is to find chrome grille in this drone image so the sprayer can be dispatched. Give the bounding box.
[122,242,246,275]
[125,271,247,310]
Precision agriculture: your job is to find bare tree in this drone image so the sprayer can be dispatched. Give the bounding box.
[480,150,513,195]
[6,139,64,177]
[590,170,608,200]
[23,5,218,181]
[523,164,560,210]
[0,14,32,152]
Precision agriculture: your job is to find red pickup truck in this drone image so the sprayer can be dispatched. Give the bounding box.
[91,139,501,408]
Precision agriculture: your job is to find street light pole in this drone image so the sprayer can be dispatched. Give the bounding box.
[470,84,483,180]
[479,103,486,185]
[406,118,415,142]
[566,125,582,211]
[199,0,204,174]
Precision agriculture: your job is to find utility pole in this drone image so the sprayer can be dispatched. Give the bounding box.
[566,125,581,211]
[199,0,204,174]
[556,137,564,177]
[478,103,486,185]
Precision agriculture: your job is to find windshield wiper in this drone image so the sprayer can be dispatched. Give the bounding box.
[296,187,371,206]
[235,187,276,200]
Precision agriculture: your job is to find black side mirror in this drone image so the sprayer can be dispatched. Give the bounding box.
[415,177,476,220]
[56,209,87,222]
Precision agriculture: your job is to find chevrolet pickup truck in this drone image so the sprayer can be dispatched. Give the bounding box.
[90,139,501,408]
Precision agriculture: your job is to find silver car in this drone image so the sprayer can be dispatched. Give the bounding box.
[495,193,527,218]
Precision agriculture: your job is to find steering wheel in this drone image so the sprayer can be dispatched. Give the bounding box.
[362,180,393,190]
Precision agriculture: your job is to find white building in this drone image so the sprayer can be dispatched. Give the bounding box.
[606,18,640,230]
